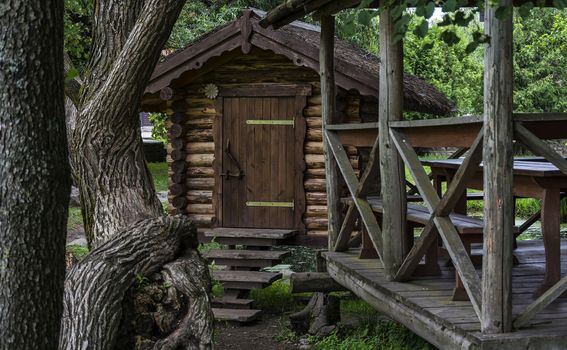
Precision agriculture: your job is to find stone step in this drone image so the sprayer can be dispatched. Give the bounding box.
[212,308,262,323]
[203,249,290,268]
[212,270,282,290]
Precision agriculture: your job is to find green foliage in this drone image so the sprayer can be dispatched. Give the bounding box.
[167,1,281,51]
[66,245,89,260]
[148,113,168,144]
[68,207,84,231]
[64,0,92,68]
[513,9,567,113]
[250,280,300,314]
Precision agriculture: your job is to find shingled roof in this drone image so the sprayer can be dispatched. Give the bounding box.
[144,9,455,116]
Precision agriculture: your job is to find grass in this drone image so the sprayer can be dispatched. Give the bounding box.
[66,245,89,260]
[147,162,168,193]
[308,299,434,350]
[68,207,83,231]
[250,279,301,314]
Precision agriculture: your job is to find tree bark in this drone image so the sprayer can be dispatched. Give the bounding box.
[60,1,214,348]
[73,0,185,247]
[59,216,212,350]
[0,1,70,349]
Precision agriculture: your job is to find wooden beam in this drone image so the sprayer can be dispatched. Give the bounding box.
[513,275,567,329]
[481,0,514,334]
[325,130,383,259]
[378,7,406,279]
[390,128,482,320]
[394,130,483,281]
[320,15,342,250]
[290,272,348,293]
[515,122,567,176]
[333,205,359,252]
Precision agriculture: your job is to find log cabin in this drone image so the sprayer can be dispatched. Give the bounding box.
[258,0,567,348]
[141,8,454,247]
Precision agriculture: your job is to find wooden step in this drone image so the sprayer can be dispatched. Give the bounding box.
[212,270,282,289]
[212,308,262,323]
[212,296,254,309]
[203,249,290,268]
[204,228,297,246]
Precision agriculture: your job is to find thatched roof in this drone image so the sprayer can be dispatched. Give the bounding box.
[144,9,455,116]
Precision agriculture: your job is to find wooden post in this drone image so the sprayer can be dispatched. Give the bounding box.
[379,8,406,279]
[481,0,514,334]
[320,15,341,249]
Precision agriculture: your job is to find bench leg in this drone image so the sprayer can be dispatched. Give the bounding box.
[452,240,472,301]
[359,226,379,259]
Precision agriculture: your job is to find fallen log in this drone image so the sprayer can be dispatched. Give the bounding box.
[290,272,347,293]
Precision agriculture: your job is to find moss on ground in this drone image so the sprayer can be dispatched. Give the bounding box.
[66,245,89,260]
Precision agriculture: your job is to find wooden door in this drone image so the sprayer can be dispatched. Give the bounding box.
[221,96,304,229]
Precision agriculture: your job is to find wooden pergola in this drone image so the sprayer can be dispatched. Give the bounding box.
[262,1,567,348]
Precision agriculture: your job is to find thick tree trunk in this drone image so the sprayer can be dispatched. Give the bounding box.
[60,216,212,350]
[74,0,185,247]
[0,1,70,349]
[60,1,214,349]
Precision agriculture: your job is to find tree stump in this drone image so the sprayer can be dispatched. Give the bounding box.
[289,292,340,337]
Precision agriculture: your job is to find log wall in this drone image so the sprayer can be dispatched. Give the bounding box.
[163,49,363,244]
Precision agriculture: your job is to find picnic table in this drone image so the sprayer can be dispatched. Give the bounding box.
[422,158,567,294]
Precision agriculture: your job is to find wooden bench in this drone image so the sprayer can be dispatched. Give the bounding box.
[341,196,519,300]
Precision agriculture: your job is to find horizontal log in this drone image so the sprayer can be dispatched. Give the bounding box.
[186,153,214,167]
[170,138,184,150]
[185,107,216,115]
[168,123,188,138]
[305,154,325,168]
[185,117,212,129]
[186,203,214,215]
[305,216,328,230]
[304,179,326,192]
[171,195,188,209]
[306,128,322,142]
[305,168,326,179]
[186,178,214,190]
[305,205,328,218]
[306,117,322,129]
[187,167,214,178]
[290,272,347,293]
[307,95,321,106]
[170,149,187,161]
[306,191,327,205]
[169,183,187,197]
[170,160,187,173]
[185,142,214,153]
[171,172,187,184]
[169,113,186,125]
[305,142,357,156]
[185,214,213,227]
[186,129,213,142]
[186,190,213,204]
[306,230,328,237]
[304,105,322,118]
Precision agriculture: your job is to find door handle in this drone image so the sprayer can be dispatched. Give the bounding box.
[222,139,244,179]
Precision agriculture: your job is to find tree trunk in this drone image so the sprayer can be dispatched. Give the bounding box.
[60,1,214,348]
[60,216,213,350]
[0,1,70,349]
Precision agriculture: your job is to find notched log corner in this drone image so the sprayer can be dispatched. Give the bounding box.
[60,215,213,350]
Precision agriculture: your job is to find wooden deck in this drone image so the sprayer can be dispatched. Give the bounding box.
[325,241,567,350]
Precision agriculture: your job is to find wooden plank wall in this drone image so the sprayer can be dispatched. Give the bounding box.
[163,49,362,243]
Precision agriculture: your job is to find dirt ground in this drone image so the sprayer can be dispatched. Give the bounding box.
[214,315,302,350]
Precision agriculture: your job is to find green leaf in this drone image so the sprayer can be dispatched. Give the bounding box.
[438,14,453,26]
[394,13,411,34]
[443,0,457,12]
[424,1,435,18]
[413,19,429,38]
[440,30,461,45]
[422,42,435,50]
[465,41,480,53]
[391,3,407,19]
[495,5,512,20]
[65,68,79,81]
[518,1,534,17]
[358,10,374,27]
